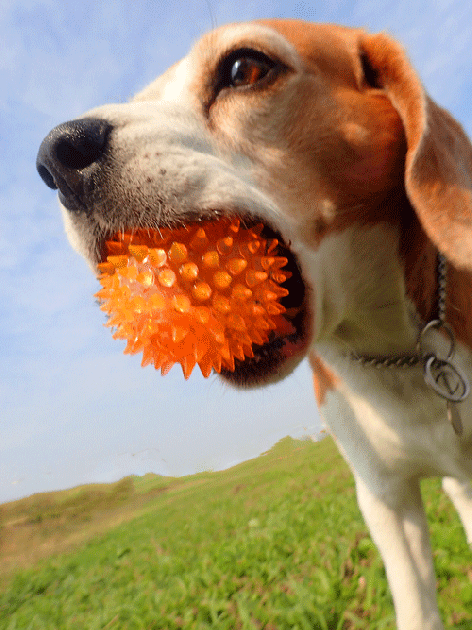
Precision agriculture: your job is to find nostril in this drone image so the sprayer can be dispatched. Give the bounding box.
[37,163,58,189]
[54,133,107,170]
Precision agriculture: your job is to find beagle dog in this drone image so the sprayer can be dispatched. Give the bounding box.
[36,19,472,630]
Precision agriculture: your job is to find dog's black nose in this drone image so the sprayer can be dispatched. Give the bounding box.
[36,118,112,205]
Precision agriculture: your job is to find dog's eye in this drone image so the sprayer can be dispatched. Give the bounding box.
[217,49,276,91]
[230,56,272,87]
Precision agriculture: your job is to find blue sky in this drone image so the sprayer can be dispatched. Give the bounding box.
[2,0,472,504]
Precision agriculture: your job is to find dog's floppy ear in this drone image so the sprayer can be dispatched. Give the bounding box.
[359,32,472,270]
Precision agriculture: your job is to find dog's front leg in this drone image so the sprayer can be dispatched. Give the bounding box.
[442,476,472,546]
[354,474,444,630]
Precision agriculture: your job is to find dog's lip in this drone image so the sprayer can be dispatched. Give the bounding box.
[59,190,86,214]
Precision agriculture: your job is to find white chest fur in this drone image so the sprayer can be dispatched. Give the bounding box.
[297,224,472,490]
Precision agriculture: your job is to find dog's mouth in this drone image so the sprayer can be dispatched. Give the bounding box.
[98,213,311,387]
[220,217,310,387]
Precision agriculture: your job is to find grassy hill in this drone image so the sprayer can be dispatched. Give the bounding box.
[1,436,471,629]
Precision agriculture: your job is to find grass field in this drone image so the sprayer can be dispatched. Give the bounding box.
[1,436,471,629]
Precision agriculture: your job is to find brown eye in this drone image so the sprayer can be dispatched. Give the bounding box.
[217,49,277,92]
[230,57,272,87]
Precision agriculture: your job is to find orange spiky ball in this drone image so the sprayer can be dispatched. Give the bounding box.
[96,217,293,379]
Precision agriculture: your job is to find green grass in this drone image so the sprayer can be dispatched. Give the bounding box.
[1,436,471,629]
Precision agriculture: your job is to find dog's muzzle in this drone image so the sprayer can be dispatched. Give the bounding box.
[36,117,312,386]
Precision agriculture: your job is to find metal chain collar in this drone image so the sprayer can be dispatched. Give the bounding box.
[351,253,448,369]
[351,252,469,435]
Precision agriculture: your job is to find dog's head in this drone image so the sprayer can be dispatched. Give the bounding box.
[37,19,472,386]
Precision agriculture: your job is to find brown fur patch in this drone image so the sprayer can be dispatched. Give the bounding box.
[309,352,340,406]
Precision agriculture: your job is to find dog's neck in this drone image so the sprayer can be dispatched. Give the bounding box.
[307,220,420,357]
[306,193,472,359]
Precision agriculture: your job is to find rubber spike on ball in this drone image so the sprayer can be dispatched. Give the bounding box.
[95,217,293,379]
